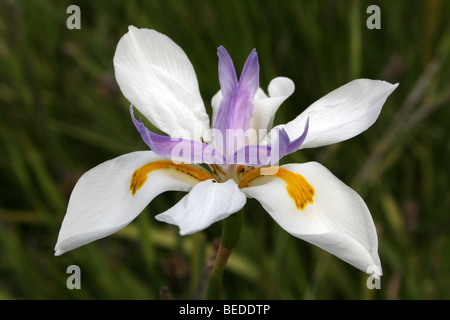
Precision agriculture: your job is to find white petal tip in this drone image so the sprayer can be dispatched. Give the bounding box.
[154,214,191,236]
[155,213,190,235]
[384,80,399,91]
[154,213,171,224]
[54,248,65,256]
[366,264,383,278]
[268,77,295,97]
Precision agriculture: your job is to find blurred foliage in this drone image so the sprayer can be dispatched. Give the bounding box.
[0,0,449,300]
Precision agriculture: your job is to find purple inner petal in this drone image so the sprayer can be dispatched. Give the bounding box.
[214,46,259,140]
[130,106,224,164]
[217,46,238,102]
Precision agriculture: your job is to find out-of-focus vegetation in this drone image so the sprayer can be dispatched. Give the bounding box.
[0,0,449,299]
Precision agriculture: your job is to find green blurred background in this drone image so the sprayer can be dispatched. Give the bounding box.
[0,0,449,300]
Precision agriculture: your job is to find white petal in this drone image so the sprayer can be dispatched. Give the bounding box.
[241,162,381,273]
[114,26,210,140]
[155,179,246,235]
[279,79,398,149]
[252,77,295,135]
[55,151,198,255]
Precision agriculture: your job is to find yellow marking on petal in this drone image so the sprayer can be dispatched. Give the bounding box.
[278,168,315,210]
[130,160,214,196]
[238,167,315,210]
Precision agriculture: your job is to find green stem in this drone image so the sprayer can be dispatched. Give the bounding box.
[206,209,243,299]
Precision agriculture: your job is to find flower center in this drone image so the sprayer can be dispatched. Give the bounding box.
[130,160,214,196]
[238,167,315,210]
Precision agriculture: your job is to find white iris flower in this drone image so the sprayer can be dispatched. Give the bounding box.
[55,26,398,276]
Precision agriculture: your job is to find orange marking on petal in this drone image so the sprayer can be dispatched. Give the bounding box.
[238,167,314,210]
[130,160,213,196]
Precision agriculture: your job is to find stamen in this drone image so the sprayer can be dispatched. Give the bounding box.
[236,165,255,180]
[130,160,214,196]
[208,164,226,181]
[239,167,314,210]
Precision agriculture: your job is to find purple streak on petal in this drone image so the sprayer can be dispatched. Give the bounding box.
[231,117,309,166]
[217,46,238,101]
[235,49,259,130]
[286,117,309,154]
[130,106,224,164]
[213,46,237,135]
[214,47,259,138]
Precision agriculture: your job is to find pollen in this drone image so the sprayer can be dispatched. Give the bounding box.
[130,160,214,196]
[238,167,315,210]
